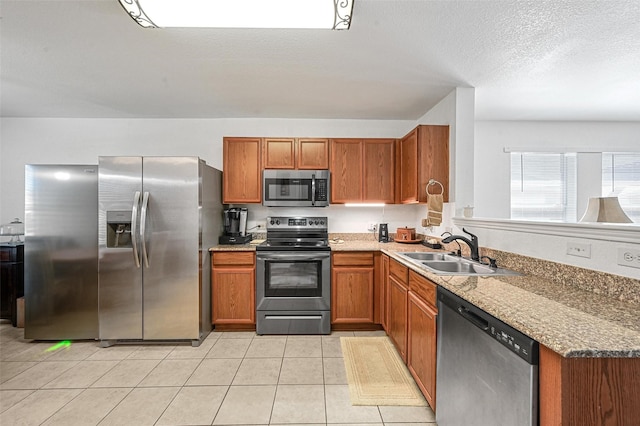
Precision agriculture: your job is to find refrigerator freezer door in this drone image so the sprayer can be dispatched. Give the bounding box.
[141,157,201,340]
[98,157,143,340]
[24,164,99,340]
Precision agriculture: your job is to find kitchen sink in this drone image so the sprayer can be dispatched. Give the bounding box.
[396,252,521,276]
[422,260,495,274]
[400,252,455,261]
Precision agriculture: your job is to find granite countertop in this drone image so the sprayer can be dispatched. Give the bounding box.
[380,249,640,359]
[210,239,640,358]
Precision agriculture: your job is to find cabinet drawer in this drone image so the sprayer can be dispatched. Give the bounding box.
[333,252,374,266]
[212,251,255,266]
[409,270,437,307]
[389,258,408,284]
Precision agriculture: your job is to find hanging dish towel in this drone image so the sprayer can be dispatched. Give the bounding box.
[426,193,443,226]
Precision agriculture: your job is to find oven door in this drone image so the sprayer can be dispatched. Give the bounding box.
[256,251,330,311]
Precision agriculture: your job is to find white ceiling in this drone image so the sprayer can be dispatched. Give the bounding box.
[1,0,639,121]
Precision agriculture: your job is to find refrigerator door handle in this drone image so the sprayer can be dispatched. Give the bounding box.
[140,191,150,268]
[131,191,141,268]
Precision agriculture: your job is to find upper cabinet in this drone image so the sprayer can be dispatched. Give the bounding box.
[330,138,395,204]
[263,138,329,170]
[297,138,330,169]
[330,139,363,203]
[223,137,262,204]
[222,127,447,205]
[397,125,449,204]
[263,138,295,169]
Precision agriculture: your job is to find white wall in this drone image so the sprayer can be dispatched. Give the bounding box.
[471,120,640,279]
[3,104,638,278]
[0,117,415,234]
[414,87,475,236]
[474,120,640,219]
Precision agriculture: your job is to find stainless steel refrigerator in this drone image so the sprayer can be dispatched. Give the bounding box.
[98,157,221,346]
[24,164,99,340]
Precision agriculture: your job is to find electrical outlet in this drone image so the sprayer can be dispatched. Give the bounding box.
[567,242,591,258]
[367,223,377,232]
[617,248,640,269]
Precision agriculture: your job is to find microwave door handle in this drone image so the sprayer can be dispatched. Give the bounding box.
[311,174,316,206]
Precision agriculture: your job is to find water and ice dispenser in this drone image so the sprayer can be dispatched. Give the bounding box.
[106,211,132,248]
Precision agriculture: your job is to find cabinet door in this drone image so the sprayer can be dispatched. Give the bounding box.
[408,291,437,409]
[397,126,450,204]
[330,139,363,203]
[416,125,449,203]
[298,138,329,169]
[363,139,395,203]
[388,275,408,361]
[380,254,389,331]
[331,266,374,324]
[223,138,262,203]
[212,268,256,325]
[398,128,419,203]
[263,138,296,169]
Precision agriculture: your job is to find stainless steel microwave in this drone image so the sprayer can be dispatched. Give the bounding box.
[263,170,330,207]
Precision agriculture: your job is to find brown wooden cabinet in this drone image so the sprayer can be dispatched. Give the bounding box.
[397,125,449,204]
[407,270,438,410]
[298,138,330,169]
[223,137,262,204]
[330,139,363,203]
[387,258,409,361]
[379,254,390,330]
[331,252,375,325]
[211,251,256,328]
[263,138,329,170]
[539,345,640,426]
[330,138,395,204]
[263,138,295,169]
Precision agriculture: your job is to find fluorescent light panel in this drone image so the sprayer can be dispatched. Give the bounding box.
[119,0,353,29]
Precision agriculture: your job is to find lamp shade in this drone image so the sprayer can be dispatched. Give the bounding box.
[579,197,633,223]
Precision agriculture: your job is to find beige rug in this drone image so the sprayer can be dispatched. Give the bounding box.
[341,336,428,406]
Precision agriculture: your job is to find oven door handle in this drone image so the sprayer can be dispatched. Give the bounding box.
[257,251,330,261]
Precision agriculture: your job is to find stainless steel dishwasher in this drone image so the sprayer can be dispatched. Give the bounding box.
[436,287,538,426]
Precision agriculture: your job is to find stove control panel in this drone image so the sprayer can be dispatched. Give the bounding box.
[267,216,328,230]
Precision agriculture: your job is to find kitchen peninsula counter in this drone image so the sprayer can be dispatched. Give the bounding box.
[210,239,640,358]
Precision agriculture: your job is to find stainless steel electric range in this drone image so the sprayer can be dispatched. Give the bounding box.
[255,216,330,335]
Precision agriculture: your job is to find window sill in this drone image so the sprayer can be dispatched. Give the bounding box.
[453,217,640,244]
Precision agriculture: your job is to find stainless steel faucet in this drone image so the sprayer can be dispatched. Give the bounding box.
[441,228,480,261]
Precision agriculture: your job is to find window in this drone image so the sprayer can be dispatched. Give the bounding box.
[602,153,640,222]
[510,153,577,222]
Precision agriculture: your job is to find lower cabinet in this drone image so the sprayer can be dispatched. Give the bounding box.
[387,258,409,361]
[407,271,438,410]
[331,252,375,325]
[380,254,390,331]
[211,251,256,327]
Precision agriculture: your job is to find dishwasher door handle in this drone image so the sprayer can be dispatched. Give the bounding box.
[458,306,489,330]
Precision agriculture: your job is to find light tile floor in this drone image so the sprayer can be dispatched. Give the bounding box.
[0,322,436,425]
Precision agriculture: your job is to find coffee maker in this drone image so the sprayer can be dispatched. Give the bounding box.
[219,207,252,245]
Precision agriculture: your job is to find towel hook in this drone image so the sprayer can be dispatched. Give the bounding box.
[426,179,444,196]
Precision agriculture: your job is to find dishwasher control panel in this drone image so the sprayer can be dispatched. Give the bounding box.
[489,326,537,362]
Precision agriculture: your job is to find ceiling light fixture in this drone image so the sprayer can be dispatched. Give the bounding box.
[118,0,354,30]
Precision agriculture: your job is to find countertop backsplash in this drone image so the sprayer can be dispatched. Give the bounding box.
[481,247,640,305]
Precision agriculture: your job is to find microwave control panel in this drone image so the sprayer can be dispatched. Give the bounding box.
[316,180,328,201]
